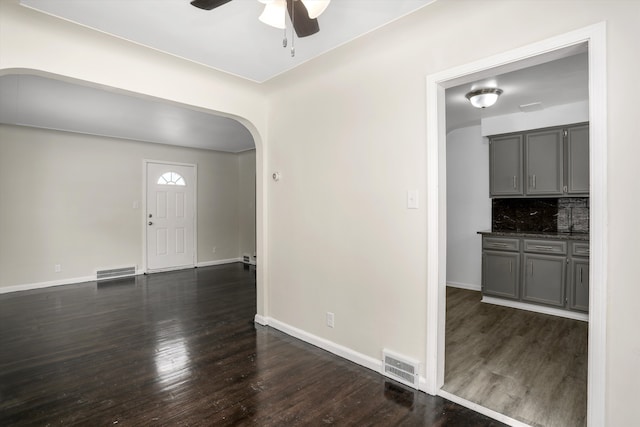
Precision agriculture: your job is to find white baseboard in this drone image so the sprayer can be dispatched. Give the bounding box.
[0,269,148,295]
[0,260,242,295]
[254,314,268,326]
[437,390,531,427]
[196,258,242,268]
[254,315,382,374]
[446,281,481,291]
[482,296,589,322]
[0,275,96,295]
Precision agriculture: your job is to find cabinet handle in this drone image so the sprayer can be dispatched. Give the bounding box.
[510,260,512,274]
[513,176,517,189]
[492,243,508,247]
[533,245,553,250]
[580,267,583,284]
[530,261,533,276]
[533,174,537,188]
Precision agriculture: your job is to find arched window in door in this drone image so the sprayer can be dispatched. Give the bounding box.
[157,172,186,186]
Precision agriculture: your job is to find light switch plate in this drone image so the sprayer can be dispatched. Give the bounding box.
[407,190,419,209]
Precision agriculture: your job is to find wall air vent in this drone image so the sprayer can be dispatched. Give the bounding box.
[96,266,136,281]
[382,349,420,389]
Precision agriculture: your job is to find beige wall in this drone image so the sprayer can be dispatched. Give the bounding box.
[238,149,257,260]
[263,1,640,425]
[2,0,640,425]
[0,124,249,287]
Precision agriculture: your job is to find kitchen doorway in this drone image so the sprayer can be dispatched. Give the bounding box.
[425,23,607,426]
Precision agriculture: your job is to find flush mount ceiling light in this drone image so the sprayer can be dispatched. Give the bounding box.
[465,88,504,109]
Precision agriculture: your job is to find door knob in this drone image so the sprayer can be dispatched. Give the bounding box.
[148,221,153,226]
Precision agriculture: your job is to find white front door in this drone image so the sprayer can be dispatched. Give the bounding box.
[146,162,196,271]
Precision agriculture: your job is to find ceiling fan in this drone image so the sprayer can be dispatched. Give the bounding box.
[190,0,329,38]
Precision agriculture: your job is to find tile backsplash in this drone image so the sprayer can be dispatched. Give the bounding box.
[492,197,589,233]
[557,198,590,233]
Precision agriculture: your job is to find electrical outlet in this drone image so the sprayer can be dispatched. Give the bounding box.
[54,264,61,273]
[326,312,335,328]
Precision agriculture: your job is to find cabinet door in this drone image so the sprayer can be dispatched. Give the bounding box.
[522,254,566,307]
[566,124,590,195]
[569,258,589,312]
[482,251,520,299]
[525,129,564,195]
[490,135,523,197]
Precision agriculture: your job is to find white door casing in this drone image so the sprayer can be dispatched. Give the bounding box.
[146,162,196,271]
[425,23,607,427]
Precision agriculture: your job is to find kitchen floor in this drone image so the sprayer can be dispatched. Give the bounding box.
[443,287,588,427]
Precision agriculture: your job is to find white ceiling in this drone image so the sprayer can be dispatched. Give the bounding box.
[20,0,436,83]
[3,1,589,151]
[446,50,589,133]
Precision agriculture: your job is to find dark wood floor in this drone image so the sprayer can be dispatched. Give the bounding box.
[0,264,505,426]
[443,287,588,427]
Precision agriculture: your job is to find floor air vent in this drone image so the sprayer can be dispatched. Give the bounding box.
[382,350,419,388]
[96,266,136,281]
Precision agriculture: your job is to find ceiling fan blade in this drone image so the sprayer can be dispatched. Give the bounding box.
[286,0,319,38]
[190,0,232,11]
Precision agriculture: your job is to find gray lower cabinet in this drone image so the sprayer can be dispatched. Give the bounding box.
[569,241,590,312]
[522,253,566,307]
[481,235,589,314]
[482,250,520,299]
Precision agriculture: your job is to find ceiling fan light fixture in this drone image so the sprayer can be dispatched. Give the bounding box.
[259,0,286,29]
[465,88,503,109]
[301,0,331,19]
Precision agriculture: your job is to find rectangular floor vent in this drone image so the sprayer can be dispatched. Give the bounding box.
[96,266,136,281]
[382,350,420,389]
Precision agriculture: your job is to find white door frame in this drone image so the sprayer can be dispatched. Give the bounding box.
[142,159,198,273]
[424,23,607,426]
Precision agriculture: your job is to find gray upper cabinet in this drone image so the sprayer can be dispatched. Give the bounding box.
[525,129,564,195]
[489,123,589,198]
[489,135,523,197]
[566,124,590,195]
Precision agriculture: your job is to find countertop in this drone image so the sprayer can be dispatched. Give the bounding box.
[477,230,589,241]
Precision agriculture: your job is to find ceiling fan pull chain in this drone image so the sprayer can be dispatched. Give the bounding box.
[290,0,295,57]
[282,2,288,48]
